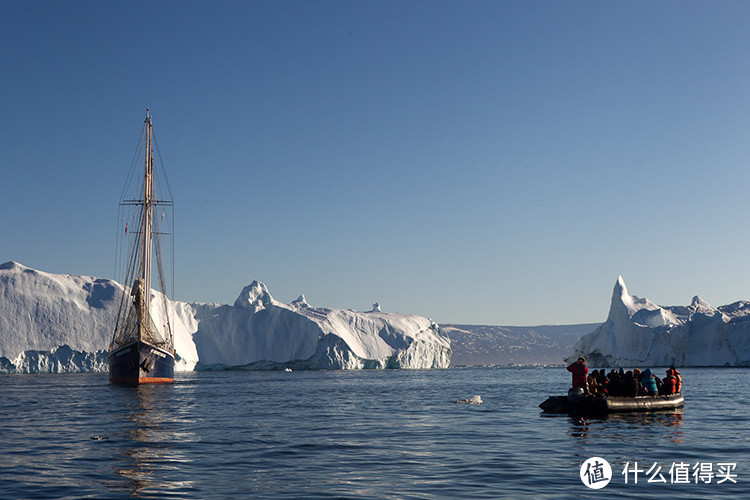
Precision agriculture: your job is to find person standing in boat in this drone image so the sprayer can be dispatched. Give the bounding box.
[567,357,589,391]
[666,366,682,393]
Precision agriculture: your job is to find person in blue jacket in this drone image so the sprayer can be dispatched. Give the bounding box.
[640,368,658,396]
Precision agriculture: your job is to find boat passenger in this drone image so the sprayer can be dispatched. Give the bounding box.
[654,374,663,393]
[640,368,658,396]
[596,371,608,394]
[567,357,588,391]
[622,371,639,397]
[666,366,682,393]
[661,371,677,395]
[587,369,601,394]
[607,371,623,396]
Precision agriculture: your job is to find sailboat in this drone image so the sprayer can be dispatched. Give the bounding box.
[109,110,175,384]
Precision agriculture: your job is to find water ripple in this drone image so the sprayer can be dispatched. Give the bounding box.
[1,368,748,498]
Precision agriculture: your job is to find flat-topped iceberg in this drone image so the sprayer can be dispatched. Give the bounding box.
[0,262,451,373]
[571,276,750,367]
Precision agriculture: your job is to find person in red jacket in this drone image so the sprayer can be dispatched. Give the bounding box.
[567,357,589,390]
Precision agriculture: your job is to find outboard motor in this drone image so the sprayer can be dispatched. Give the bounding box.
[568,387,586,402]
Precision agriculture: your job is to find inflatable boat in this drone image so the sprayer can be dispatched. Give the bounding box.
[540,390,684,415]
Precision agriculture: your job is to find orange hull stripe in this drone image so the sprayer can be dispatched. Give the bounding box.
[110,377,174,384]
[139,377,174,384]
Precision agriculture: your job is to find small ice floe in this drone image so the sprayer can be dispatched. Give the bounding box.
[454,395,483,405]
[90,435,109,441]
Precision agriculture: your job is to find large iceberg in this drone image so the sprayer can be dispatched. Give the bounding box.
[571,276,750,367]
[0,262,451,373]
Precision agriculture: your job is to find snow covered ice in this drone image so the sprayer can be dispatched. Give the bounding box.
[0,262,451,373]
[5,262,748,373]
[571,276,750,367]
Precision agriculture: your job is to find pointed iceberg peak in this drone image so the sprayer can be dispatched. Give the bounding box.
[689,295,716,314]
[291,294,308,307]
[234,280,277,312]
[610,275,635,316]
[615,275,628,297]
[609,275,667,321]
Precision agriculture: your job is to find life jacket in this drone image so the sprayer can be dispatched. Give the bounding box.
[667,368,682,392]
[587,374,598,393]
[663,375,677,394]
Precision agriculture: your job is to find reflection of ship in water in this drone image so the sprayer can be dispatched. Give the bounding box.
[565,409,685,443]
[602,409,684,443]
[112,385,194,497]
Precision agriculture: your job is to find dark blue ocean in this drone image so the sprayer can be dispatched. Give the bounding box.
[1,367,747,499]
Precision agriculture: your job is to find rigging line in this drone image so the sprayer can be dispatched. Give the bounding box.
[118,208,131,282]
[116,205,135,285]
[153,228,173,346]
[115,207,128,284]
[152,234,168,345]
[119,123,147,203]
[171,203,175,341]
[123,207,142,286]
[113,217,142,346]
[151,129,175,201]
[171,205,175,299]
[114,209,121,287]
[162,208,175,344]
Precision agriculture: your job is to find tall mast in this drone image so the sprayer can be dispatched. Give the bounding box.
[140,109,154,320]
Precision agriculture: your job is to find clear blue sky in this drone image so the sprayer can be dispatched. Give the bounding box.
[3,1,750,326]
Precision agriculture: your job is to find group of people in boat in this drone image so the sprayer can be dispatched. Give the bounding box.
[567,356,682,397]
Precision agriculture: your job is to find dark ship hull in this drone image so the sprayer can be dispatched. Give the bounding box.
[109,340,174,384]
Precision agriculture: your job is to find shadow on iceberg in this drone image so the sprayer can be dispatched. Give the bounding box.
[0,345,108,374]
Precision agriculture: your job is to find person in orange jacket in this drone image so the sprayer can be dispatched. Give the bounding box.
[662,371,677,394]
[666,365,682,392]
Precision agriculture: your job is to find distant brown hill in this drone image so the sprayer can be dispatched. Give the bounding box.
[444,323,600,366]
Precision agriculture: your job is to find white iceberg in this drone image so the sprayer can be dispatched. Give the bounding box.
[192,280,451,370]
[0,262,451,373]
[571,276,750,367]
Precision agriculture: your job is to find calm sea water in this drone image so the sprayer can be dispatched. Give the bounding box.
[1,367,747,499]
